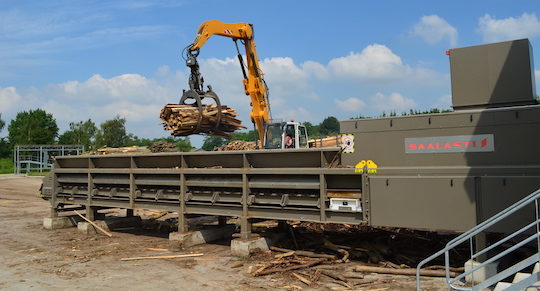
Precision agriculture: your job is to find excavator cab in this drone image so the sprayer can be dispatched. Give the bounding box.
[263,121,308,149]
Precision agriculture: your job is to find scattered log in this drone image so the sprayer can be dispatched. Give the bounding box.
[160,104,246,138]
[354,265,459,277]
[254,259,326,276]
[425,265,465,272]
[319,269,348,283]
[270,247,337,259]
[275,251,296,259]
[120,253,204,261]
[292,272,312,285]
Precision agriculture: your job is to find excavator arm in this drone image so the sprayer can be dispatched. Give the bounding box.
[184,20,271,145]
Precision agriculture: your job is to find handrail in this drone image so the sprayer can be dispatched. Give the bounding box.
[416,188,540,291]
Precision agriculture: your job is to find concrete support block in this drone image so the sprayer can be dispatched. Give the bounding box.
[169,225,235,250]
[465,259,499,284]
[231,237,270,257]
[77,221,110,235]
[43,216,76,229]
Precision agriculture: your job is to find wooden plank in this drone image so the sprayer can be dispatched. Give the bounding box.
[120,253,204,261]
[74,210,113,237]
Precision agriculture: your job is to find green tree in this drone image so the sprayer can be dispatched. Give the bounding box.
[0,113,4,132]
[302,121,320,139]
[58,119,97,149]
[202,136,227,151]
[8,109,59,145]
[230,130,258,141]
[94,116,129,148]
[319,116,340,136]
[0,138,10,158]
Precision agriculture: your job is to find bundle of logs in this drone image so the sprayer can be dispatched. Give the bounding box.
[160,104,246,138]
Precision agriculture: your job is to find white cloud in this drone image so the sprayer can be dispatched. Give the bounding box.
[478,13,540,42]
[0,87,22,112]
[329,44,403,80]
[302,61,329,80]
[334,97,366,112]
[334,93,416,115]
[412,15,458,46]
[327,44,443,85]
[370,92,416,112]
[274,107,315,123]
[431,94,453,110]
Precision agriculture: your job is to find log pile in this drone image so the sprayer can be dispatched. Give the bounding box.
[160,104,246,138]
[308,135,342,148]
[148,141,178,153]
[83,146,151,155]
[214,140,259,151]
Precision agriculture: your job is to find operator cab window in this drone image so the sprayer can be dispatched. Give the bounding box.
[265,124,282,149]
[285,124,295,148]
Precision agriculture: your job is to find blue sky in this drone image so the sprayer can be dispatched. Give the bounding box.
[1,0,539,147]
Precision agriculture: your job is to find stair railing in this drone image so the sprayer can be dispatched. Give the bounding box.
[416,188,540,291]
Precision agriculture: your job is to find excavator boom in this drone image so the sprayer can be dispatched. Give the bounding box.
[185,20,271,145]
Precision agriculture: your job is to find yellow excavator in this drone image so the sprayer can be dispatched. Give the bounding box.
[180,20,308,149]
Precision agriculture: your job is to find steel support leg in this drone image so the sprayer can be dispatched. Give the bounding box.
[475,232,488,262]
[86,205,97,221]
[241,172,251,239]
[178,172,188,232]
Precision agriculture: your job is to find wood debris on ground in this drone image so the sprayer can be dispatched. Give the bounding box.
[160,104,246,138]
[242,220,469,289]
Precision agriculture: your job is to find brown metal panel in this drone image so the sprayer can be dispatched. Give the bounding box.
[369,176,477,231]
[449,39,537,109]
[341,106,540,168]
[479,176,540,233]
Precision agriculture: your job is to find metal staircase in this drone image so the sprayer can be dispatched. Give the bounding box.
[416,189,540,291]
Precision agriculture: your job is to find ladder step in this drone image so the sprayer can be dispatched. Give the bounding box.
[513,272,531,283]
[493,282,512,291]
[533,262,540,274]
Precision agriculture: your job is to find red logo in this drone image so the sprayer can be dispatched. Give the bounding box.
[405,135,494,154]
[408,138,488,151]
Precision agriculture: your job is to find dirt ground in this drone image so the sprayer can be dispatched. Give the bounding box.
[0,175,450,290]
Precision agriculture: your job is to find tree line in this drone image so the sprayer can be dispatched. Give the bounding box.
[0,109,193,158]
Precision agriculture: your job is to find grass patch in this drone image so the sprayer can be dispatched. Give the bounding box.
[0,157,13,174]
[27,171,49,176]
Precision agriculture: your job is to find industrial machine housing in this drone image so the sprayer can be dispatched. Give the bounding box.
[41,39,539,237]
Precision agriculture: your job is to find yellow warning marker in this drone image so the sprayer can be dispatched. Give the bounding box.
[355,160,366,173]
[367,160,378,173]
